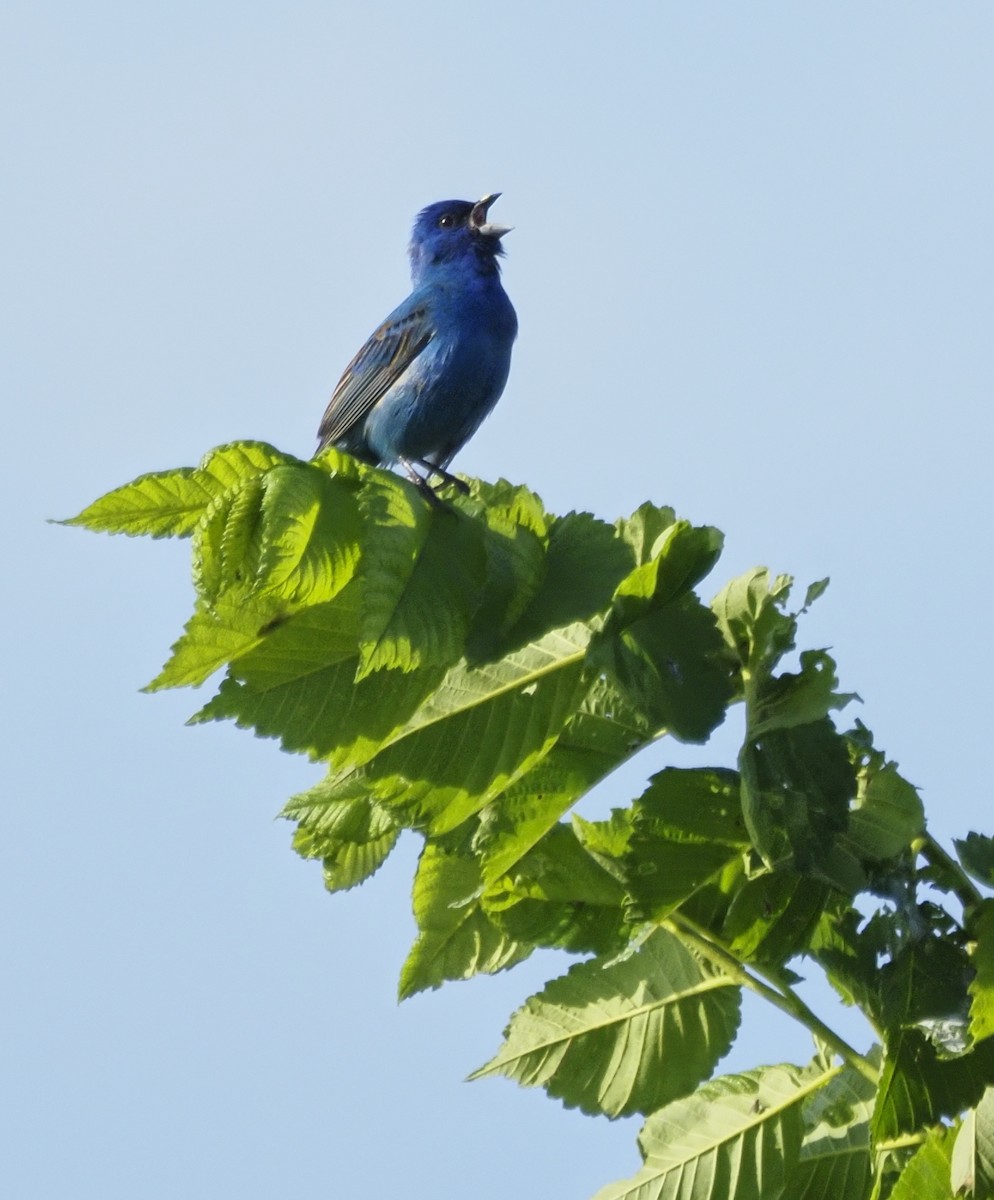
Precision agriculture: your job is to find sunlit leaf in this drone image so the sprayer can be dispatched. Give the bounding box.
[399,841,531,998]
[789,1061,875,1200]
[292,795,399,892]
[471,928,741,1118]
[593,1064,831,1200]
[61,441,296,538]
[888,1122,956,1200]
[970,902,994,1045]
[951,1086,994,1199]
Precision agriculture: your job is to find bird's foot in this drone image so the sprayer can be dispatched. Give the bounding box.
[400,460,447,508]
[417,460,471,495]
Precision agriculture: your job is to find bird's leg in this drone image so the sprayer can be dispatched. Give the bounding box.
[399,459,446,507]
[417,459,471,494]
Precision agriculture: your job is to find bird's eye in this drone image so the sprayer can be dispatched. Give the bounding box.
[438,213,458,228]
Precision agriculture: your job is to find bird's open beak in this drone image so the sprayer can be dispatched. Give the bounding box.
[471,193,512,239]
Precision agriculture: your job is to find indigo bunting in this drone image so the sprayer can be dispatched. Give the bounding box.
[317,194,517,498]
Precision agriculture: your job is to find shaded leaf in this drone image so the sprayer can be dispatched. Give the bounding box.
[723,869,832,966]
[873,1030,994,1141]
[740,718,856,875]
[482,823,628,955]
[847,758,925,863]
[623,768,748,922]
[751,649,857,739]
[472,676,650,888]
[957,834,994,890]
[356,473,487,676]
[505,511,634,648]
[594,596,734,743]
[463,479,549,659]
[807,903,885,1015]
[878,937,973,1035]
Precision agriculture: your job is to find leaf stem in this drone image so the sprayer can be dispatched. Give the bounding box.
[665,912,879,1085]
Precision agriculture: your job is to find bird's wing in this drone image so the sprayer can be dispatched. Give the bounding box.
[317,294,435,450]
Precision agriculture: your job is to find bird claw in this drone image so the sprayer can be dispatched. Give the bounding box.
[419,461,471,495]
[400,459,472,505]
[401,461,448,507]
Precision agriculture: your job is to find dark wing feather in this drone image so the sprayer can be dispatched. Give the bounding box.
[317,296,434,451]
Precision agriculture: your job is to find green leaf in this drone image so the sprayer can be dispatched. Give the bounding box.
[481,822,628,955]
[970,902,994,1045]
[952,1086,994,1199]
[957,834,994,889]
[614,501,678,565]
[790,1062,876,1200]
[61,441,296,537]
[194,586,443,762]
[623,768,748,922]
[505,511,634,648]
[611,517,724,620]
[722,869,832,966]
[145,589,285,690]
[148,465,363,690]
[470,928,741,1119]
[873,1030,994,1141]
[573,807,637,863]
[847,757,925,863]
[291,795,399,892]
[472,677,651,887]
[593,1064,830,1200]
[594,596,735,743]
[740,719,857,875]
[802,578,831,611]
[288,622,593,834]
[463,480,550,659]
[399,841,531,999]
[888,1122,956,1200]
[356,473,486,677]
[750,649,857,739]
[193,474,267,602]
[878,937,973,1035]
[255,465,361,605]
[712,567,797,675]
[808,903,885,1015]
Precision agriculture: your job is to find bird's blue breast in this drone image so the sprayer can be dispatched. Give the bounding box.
[363,273,517,467]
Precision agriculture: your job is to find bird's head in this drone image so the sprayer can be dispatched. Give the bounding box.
[409,194,511,282]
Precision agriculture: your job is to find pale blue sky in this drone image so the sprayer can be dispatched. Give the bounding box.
[3,3,993,1197]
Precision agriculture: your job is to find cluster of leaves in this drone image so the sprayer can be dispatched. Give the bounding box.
[68,441,994,1200]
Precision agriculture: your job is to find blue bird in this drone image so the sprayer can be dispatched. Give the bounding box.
[317,194,517,500]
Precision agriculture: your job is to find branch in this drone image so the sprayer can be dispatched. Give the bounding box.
[666,912,879,1085]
